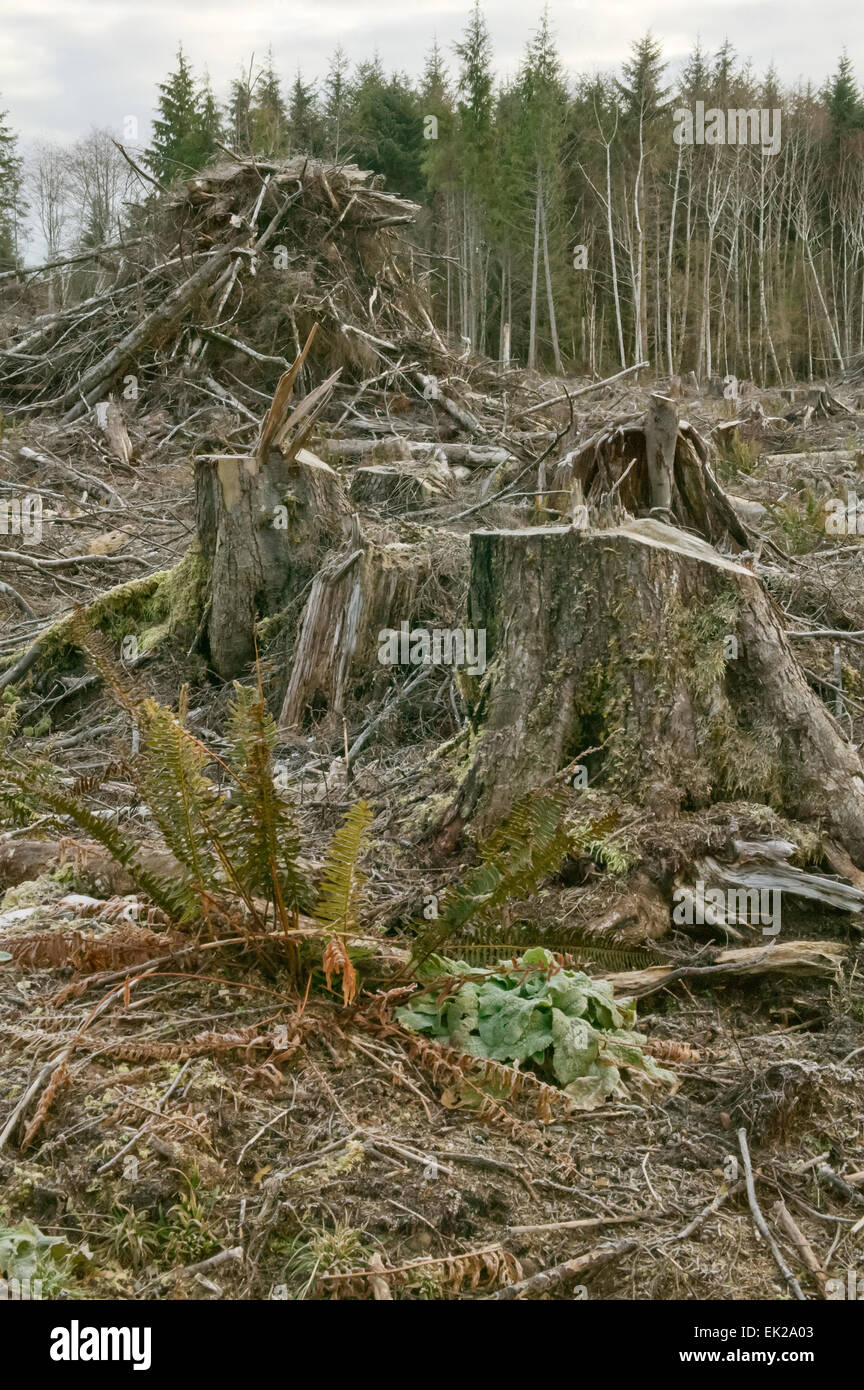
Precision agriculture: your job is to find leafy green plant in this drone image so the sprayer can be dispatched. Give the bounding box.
[396,947,675,1110]
[0,1218,89,1297]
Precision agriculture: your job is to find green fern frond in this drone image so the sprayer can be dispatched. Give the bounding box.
[223,684,306,920]
[132,698,228,900]
[411,789,572,966]
[1,763,194,921]
[313,802,373,935]
[65,614,141,715]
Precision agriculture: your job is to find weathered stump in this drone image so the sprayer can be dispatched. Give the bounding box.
[550,400,749,548]
[195,445,350,678]
[279,534,469,731]
[438,517,864,863]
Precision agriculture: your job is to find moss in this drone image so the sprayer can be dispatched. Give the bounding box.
[150,540,209,644]
[20,543,210,686]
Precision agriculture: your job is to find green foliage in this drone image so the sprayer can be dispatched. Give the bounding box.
[0,1218,89,1297]
[313,801,373,935]
[0,634,307,932]
[396,947,675,1109]
[0,97,26,271]
[411,789,570,965]
[768,487,824,554]
[146,46,220,182]
[224,683,306,921]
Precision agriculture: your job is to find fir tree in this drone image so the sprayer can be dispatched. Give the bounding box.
[226,73,254,154]
[253,48,288,155]
[287,72,322,155]
[0,100,26,271]
[198,69,224,162]
[147,46,210,181]
[323,46,350,160]
[825,51,864,139]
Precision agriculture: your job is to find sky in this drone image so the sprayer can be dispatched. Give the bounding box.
[1,0,863,149]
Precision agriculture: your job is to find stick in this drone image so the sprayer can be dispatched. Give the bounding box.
[737,1128,806,1300]
[487,1240,636,1301]
[772,1199,828,1295]
[0,581,36,618]
[675,1179,745,1240]
[521,362,650,416]
[509,1211,663,1235]
[0,548,145,572]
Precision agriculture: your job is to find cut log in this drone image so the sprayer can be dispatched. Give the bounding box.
[604,940,845,999]
[435,517,864,863]
[196,445,351,679]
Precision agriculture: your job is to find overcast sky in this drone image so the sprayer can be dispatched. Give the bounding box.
[1,0,862,146]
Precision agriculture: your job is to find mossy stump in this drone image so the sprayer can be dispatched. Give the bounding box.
[438,517,864,863]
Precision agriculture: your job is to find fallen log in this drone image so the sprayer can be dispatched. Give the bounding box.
[604,940,845,999]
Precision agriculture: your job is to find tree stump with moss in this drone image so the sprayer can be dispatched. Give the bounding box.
[437,516,864,863]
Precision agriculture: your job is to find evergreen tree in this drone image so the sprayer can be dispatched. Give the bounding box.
[712,38,737,102]
[147,46,211,181]
[454,1,494,163]
[0,99,26,271]
[825,51,864,139]
[198,69,224,162]
[323,46,351,160]
[679,38,710,100]
[288,72,322,155]
[226,73,254,154]
[253,49,288,155]
[616,30,670,123]
[351,72,425,199]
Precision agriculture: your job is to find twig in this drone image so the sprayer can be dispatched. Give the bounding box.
[487,1239,636,1300]
[737,1128,806,1300]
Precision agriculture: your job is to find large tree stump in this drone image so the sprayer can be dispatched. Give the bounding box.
[438,517,864,863]
[195,445,350,678]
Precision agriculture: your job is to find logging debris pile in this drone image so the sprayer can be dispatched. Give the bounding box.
[0,154,540,441]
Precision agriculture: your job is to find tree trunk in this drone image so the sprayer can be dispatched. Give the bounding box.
[195,446,350,679]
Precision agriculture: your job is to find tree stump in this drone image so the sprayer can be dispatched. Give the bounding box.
[550,401,749,548]
[195,445,350,678]
[437,517,864,863]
